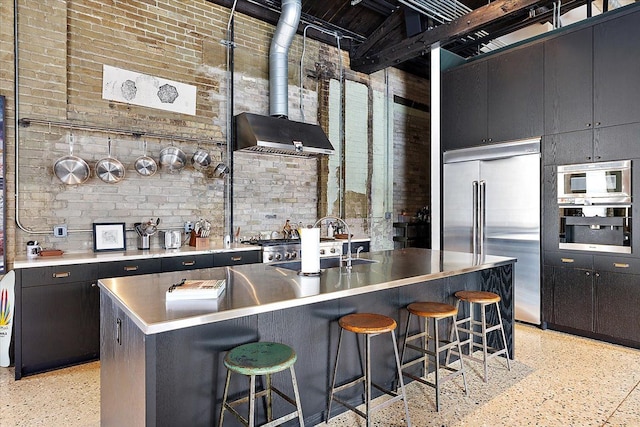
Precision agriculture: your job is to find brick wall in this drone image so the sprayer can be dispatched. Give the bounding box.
[0,0,430,266]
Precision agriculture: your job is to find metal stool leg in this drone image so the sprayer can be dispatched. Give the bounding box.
[326,328,344,423]
[289,365,306,427]
[391,329,411,426]
[365,334,372,427]
[219,369,232,427]
[452,315,469,396]
[494,301,511,371]
[249,374,256,427]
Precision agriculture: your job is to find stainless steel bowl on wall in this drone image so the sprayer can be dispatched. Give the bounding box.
[95,137,125,183]
[159,146,186,173]
[53,134,90,185]
[134,140,157,177]
[191,148,212,171]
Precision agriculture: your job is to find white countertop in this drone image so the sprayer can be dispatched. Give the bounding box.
[98,248,515,335]
[13,243,262,269]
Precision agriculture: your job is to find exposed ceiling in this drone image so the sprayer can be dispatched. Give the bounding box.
[208,0,637,79]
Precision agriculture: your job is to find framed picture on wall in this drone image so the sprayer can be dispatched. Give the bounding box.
[93,222,126,252]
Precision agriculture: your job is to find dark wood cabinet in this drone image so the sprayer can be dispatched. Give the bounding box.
[543,251,640,347]
[487,43,544,143]
[442,42,543,151]
[593,10,640,129]
[542,9,640,166]
[595,270,640,343]
[21,279,100,376]
[161,254,214,272]
[98,258,162,278]
[544,27,593,135]
[213,249,261,267]
[553,266,595,332]
[544,252,595,332]
[543,129,594,165]
[441,61,487,150]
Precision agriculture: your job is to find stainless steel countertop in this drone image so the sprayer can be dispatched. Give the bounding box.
[13,243,261,269]
[98,248,515,335]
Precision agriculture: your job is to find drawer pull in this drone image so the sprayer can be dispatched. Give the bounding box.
[52,271,71,278]
[560,258,574,263]
[182,260,196,266]
[116,318,122,345]
[231,256,242,261]
[613,263,630,268]
[124,266,139,272]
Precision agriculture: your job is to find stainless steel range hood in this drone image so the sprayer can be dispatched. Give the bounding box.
[235,112,334,156]
[233,0,334,157]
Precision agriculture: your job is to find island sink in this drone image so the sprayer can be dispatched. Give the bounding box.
[269,257,377,271]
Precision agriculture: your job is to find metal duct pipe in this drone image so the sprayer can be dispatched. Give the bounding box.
[269,0,301,118]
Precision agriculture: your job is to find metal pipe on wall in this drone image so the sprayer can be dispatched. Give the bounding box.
[225,0,237,238]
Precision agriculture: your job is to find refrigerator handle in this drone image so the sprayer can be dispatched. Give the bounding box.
[479,180,486,255]
[472,181,479,254]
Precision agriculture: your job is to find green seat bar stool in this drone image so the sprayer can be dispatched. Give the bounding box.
[447,290,511,382]
[399,301,468,411]
[219,342,305,427]
[327,313,411,427]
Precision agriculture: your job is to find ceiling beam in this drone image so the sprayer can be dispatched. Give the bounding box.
[350,0,544,74]
[352,6,405,58]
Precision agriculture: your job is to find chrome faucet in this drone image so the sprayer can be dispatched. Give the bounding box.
[313,216,353,270]
[356,246,364,258]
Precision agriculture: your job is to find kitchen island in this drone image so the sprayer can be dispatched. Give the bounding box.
[99,248,515,427]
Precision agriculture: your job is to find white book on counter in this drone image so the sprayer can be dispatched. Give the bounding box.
[165,279,226,301]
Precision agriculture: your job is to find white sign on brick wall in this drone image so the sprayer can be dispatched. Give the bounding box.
[102,65,197,116]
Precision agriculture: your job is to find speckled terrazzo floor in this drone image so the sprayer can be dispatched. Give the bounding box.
[1,324,639,426]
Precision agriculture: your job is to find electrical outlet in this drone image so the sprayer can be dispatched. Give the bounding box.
[184,222,194,233]
[54,224,68,237]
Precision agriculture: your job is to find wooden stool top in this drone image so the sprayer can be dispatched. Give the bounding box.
[224,342,297,376]
[455,290,501,304]
[407,301,457,318]
[339,313,397,334]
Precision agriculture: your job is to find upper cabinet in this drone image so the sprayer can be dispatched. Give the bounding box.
[442,43,543,151]
[543,8,640,164]
[544,28,594,135]
[545,11,640,136]
[441,61,487,151]
[487,43,544,143]
[593,11,640,128]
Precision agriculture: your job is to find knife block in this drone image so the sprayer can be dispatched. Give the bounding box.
[189,230,209,249]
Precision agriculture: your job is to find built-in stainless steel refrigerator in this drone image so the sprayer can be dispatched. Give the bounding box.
[443,138,541,324]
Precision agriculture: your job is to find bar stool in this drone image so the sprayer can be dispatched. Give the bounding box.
[327,313,411,427]
[448,290,511,382]
[399,301,468,411]
[219,341,305,427]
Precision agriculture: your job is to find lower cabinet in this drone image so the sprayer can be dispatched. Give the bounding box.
[543,251,640,347]
[20,279,100,376]
[552,265,595,332]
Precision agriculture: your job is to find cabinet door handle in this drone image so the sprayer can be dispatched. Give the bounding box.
[52,271,71,278]
[231,256,242,261]
[595,272,600,277]
[116,318,122,345]
[124,266,139,272]
[613,263,630,268]
[560,258,574,263]
[182,260,196,266]
[585,271,590,276]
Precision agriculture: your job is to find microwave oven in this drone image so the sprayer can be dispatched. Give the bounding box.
[557,160,631,205]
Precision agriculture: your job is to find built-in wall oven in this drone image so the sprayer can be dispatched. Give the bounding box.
[558,160,631,253]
